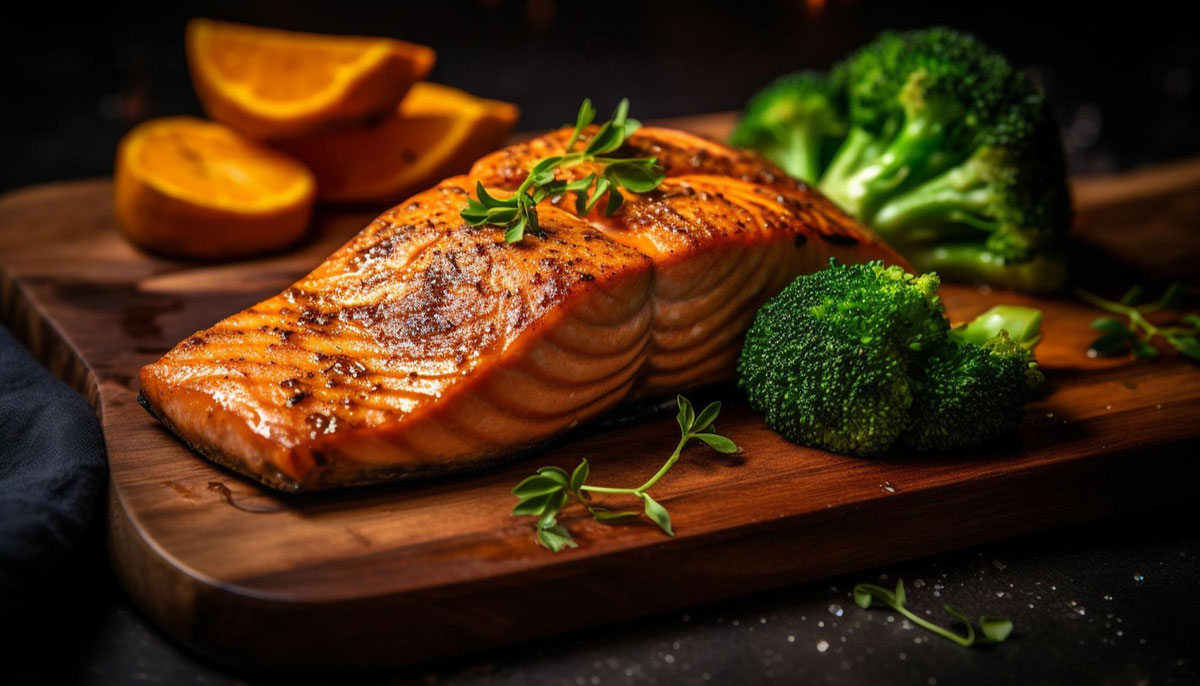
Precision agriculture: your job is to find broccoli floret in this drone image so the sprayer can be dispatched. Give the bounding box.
[737,260,946,456]
[905,330,1044,451]
[728,71,847,184]
[732,28,1072,293]
[738,260,1044,457]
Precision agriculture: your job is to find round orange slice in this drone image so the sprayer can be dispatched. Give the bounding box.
[114,116,315,259]
[276,82,519,205]
[186,19,436,140]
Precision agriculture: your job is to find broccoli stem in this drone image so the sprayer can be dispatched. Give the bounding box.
[772,125,825,184]
[819,128,879,217]
[819,111,966,222]
[870,161,1002,236]
[950,305,1043,348]
[904,243,1067,294]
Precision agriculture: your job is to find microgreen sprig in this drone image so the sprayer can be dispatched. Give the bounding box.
[510,395,739,552]
[461,98,666,243]
[853,580,1014,648]
[1075,282,1200,361]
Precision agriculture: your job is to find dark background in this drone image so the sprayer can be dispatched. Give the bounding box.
[3,1,1200,684]
[1,0,1198,193]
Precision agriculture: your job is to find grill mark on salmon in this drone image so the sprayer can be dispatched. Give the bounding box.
[140,127,907,491]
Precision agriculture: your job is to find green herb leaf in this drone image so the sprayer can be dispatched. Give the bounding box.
[528,156,563,186]
[584,175,611,214]
[537,466,570,485]
[611,98,630,128]
[537,490,567,528]
[512,491,559,516]
[604,186,624,215]
[589,508,640,523]
[852,583,895,607]
[585,122,621,156]
[475,182,512,208]
[1090,317,1129,334]
[676,395,695,434]
[693,433,738,454]
[853,580,1011,649]
[462,98,663,242]
[511,474,566,498]
[606,161,666,193]
[1160,281,1187,310]
[1131,337,1159,359]
[1077,284,1198,363]
[978,616,1014,643]
[568,99,596,150]
[564,174,595,192]
[583,99,632,156]
[461,198,491,224]
[692,401,721,433]
[570,459,590,493]
[537,522,578,552]
[485,207,520,226]
[504,215,528,243]
[573,176,593,215]
[1169,335,1200,360]
[1088,331,1132,357]
[641,493,673,536]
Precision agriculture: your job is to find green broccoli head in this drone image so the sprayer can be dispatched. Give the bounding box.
[869,99,1072,290]
[835,28,1012,147]
[737,260,946,456]
[904,331,1044,451]
[732,27,1072,293]
[738,261,1044,457]
[729,71,847,184]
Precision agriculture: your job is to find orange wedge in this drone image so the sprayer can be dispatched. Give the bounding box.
[114,116,315,259]
[186,19,435,140]
[276,82,519,205]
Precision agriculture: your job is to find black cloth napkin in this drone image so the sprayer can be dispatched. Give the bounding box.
[0,323,105,595]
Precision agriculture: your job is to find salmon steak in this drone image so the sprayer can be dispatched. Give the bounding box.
[139,126,906,491]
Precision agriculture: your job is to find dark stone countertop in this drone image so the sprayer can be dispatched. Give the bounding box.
[8,501,1198,686]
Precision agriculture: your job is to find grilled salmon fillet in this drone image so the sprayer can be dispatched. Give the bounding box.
[140,127,907,491]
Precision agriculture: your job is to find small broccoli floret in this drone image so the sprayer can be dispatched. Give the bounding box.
[728,71,847,184]
[738,261,1044,457]
[732,27,1072,293]
[904,331,1044,451]
[737,260,946,456]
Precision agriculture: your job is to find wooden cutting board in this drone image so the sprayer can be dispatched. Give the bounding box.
[2,114,1199,670]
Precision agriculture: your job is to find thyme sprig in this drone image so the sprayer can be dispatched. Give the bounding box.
[461,98,666,243]
[510,395,739,552]
[1075,282,1200,361]
[853,580,1014,648]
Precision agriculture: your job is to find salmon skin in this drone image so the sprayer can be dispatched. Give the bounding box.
[140,127,907,492]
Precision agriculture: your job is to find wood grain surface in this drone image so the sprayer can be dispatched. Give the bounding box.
[2,113,1198,670]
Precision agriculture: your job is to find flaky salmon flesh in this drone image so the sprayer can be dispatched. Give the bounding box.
[139,126,907,491]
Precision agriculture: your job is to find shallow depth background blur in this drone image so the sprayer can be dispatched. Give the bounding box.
[1,0,1197,194]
